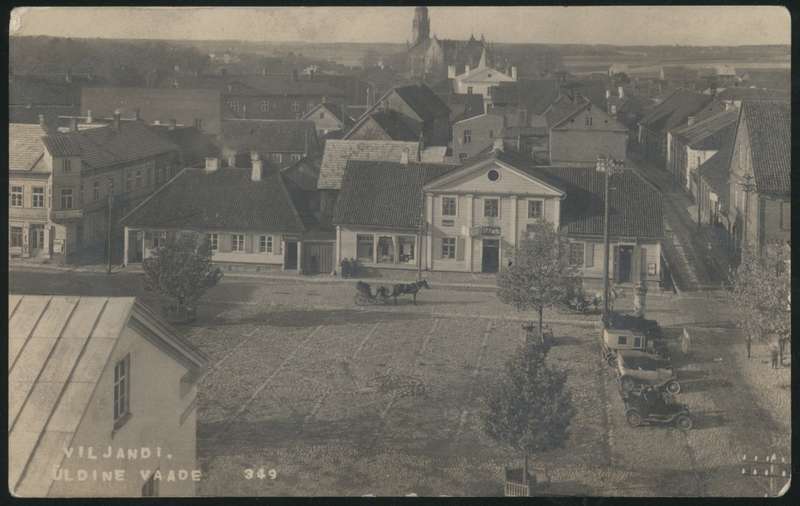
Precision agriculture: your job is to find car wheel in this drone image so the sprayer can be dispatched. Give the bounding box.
[666,381,681,394]
[626,410,642,427]
[676,414,693,431]
[621,376,636,392]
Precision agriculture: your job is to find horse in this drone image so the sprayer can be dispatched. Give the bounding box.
[389,280,431,305]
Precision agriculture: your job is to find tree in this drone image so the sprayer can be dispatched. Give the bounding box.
[481,341,575,489]
[142,233,223,321]
[732,243,791,364]
[496,223,579,341]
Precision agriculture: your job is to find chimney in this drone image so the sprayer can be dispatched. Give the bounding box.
[38,114,46,130]
[168,118,177,130]
[70,117,79,132]
[687,116,696,126]
[113,109,122,131]
[400,148,409,165]
[511,66,517,80]
[447,65,456,79]
[86,109,93,124]
[618,86,624,99]
[204,157,219,172]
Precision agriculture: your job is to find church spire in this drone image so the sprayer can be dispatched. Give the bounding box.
[478,46,487,69]
[412,6,430,46]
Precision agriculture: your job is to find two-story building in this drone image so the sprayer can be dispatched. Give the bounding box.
[10,115,180,262]
[448,48,517,101]
[727,101,790,257]
[301,101,354,138]
[219,119,319,170]
[333,145,664,289]
[9,295,207,497]
[548,100,628,165]
[451,112,506,161]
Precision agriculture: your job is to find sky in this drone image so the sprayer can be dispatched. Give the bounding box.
[10,6,791,46]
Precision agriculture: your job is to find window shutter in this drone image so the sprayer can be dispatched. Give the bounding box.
[276,238,283,255]
[640,247,648,277]
[220,234,232,253]
[456,238,465,261]
[246,234,254,253]
[585,242,594,268]
[433,237,442,260]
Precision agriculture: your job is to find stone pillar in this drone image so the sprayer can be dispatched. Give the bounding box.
[335,225,341,274]
[297,241,303,274]
[43,225,51,258]
[123,227,130,266]
[281,240,287,271]
[509,196,518,248]
[22,224,30,258]
[465,194,474,272]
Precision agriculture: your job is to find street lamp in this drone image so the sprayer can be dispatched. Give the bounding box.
[597,156,623,325]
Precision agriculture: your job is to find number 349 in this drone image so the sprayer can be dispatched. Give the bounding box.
[244,468,277,480]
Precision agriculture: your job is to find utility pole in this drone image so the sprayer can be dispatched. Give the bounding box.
[417,203,424,281]
[598,156,621,326]
[106,177,115,275]
[739,174,757,257]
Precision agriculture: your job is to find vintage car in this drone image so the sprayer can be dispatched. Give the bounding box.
[622,386,693,430]
[616,349,681,394]
[600,312,669,366]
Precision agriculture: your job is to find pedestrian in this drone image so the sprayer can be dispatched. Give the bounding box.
[745,336,751,359]
[770,344,779,369]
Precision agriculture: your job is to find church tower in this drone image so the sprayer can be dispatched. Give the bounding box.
[412,6,430,46]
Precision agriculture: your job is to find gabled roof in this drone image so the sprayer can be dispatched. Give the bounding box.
[639,89,714,132]
[670,109,739,150]
[9,123,49,173]
[282,155,321,193]
[317,139,421,190]
[697,140,734,209]
[544,94,589,128]
[740,101,790,195]
[8,295,207,497]
[489,79,561,115]
[122,167,305,233]
[333,161,457,229]
[41,122,179,170]
[540,167,664,239]
[302,102,353,127]
[352,110,421,142]
[221,119,316,154]
[551,101,628,132]
[392,84,451,121]
[149,125,220,167]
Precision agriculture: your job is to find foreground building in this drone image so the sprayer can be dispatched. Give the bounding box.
[333,146,664,289]
[9,295,207,497]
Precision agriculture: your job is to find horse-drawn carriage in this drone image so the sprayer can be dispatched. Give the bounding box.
[354,280,431,306]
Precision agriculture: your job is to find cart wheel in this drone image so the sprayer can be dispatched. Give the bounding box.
[675,414,693,431]
[620,376,636,392]
[666,381,681,395]
[626,410,642,427]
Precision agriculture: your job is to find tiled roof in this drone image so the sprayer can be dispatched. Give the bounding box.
[540,166,664,239]
[715,87,789,102]
[363,110,420,141]
[741,101,790,195]
[318,139,421,190]
[302,102,352,126]
[697,140,734,209]
[639,89,714,132]
[545,95,589,128]
[149,126,220,167]
[392,84,451,121]
[670,109,739,150]
[41,122,179,170]
[8,295,206,497]
[221,119,317,154]
[445,93,485,122]
[9,123,48,172]
[282,155,321,193]
[489,79,561,115]
[560,79,608,111]
[122,167,305,233]
[333,161,457,229]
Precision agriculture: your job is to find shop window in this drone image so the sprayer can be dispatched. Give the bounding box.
[377,236,395,263]
[232,234,245,252]
[356,234,374,262]
[11,227,23,247]
[259,235,273,253]
[398,236,416,264]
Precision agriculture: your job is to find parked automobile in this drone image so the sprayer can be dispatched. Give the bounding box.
[616,349,681,394]
[622,386,693,430]
[601,312,669,366]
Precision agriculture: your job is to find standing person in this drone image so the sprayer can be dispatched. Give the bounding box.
[745,335,752,359]
[770,342,779,369]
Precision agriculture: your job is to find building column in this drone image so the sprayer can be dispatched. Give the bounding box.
[22,224,30,258]
[297,241,303,274]
[281,239,287,271]
[335,225,341,273]
[425,193,433,271]
[43,225,51,258]
[509,196,518,249]
[142,230,147,262]
[465,194,474,272]
[392,236,398,264]
[123,226,130,266]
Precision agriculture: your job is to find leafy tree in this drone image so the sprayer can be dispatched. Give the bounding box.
[143,233,223,320]
[497,223,580,341]
[482,341,575,488]
[732,243,791,364]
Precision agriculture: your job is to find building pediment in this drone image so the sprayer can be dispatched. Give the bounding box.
[424,156,564,197]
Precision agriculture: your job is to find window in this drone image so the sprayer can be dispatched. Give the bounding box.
[271,153,283,163]
[291,101,300,112]
[232,234,245,252]
[142,468,159,497]
[63,159,72,172]
[11,227,23,247]
[467,86,473,94]
[207,233,218,251]
[113,355,130,429]
[398,236,416,264]
[194,118,203,129]
[585,116,593,127]
[60,189,73,210]
[10,186,23,207]
[528,200,543,219]
[633,336,642,348]
[135,169,143,189]
[459,153,468,161]
[260,100,269,112]
[463,129,472,144]
[31,187,45,208]
[569,242,585,266]
[319,112,325,119]
[487,169,500,181]
[377,236,395,263]
[526,224,538,240]
[441,237,456,259]
[93,181,100,201]
[356,234,374,262]
[151,231,167,250]
[617,336,627,345]
[441,196,457,217]
[484,198,499,218]
[259,235,272,253]
[290,153,302,162]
